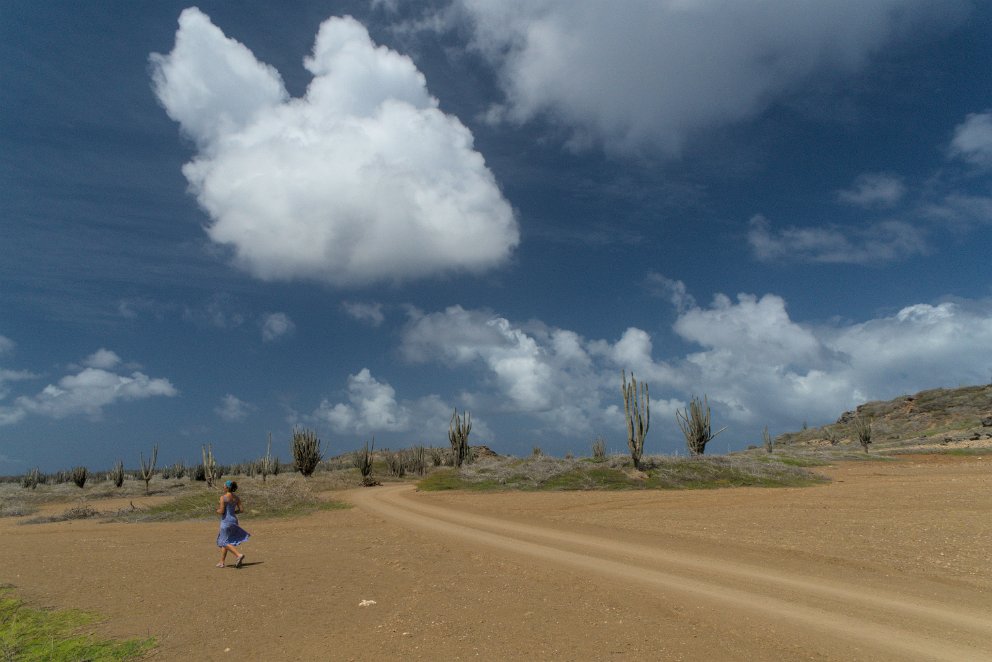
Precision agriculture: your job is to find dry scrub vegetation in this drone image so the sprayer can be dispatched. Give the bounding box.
[418,453,825,491]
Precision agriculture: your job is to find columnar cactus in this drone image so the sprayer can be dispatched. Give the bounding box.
[448,410,472,467]
[138,444,158,494]
[621,370,650,469]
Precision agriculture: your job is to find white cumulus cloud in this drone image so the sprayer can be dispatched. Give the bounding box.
[15,360,177,422]
[448,0,965,153]
[151,8,518,286]
[314,368,411,433]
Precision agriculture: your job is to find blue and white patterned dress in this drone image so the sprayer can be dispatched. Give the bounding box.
[216,496,250,547]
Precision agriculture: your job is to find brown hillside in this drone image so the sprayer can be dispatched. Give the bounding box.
[777,384,992,452]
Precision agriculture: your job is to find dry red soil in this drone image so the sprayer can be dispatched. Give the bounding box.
[2,454,990,661]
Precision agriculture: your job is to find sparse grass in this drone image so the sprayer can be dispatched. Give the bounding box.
[21,505,102,525]
[112,478,348,522]
[0,585,153,661]
[418,454,825,492]
[0,501,37,518]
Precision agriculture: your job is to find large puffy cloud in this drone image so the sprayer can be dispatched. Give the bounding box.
[399,290,992,445]
[449,0,965,153]
[151,8,518,286]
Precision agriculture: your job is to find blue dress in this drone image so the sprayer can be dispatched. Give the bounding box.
[216,496,250,548]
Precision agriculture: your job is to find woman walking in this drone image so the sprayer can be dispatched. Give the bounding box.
[216,480,250,568]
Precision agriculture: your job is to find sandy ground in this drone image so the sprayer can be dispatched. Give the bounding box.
[1,455,990,661]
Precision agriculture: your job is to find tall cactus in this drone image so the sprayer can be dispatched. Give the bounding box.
[448,409,472,468]
[138,444,158,494]
[259,433,274,483]
[621,370,650,469]
[202,443,217,487]
[354,437,378,486]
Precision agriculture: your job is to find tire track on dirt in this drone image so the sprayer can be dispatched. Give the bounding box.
[349,484,992,662]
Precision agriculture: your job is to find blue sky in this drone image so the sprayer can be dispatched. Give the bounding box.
[2,1,991,473]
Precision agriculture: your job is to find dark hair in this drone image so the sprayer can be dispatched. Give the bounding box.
[226,480,238,492]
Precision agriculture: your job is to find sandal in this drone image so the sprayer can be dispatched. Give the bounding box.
[216,563,225,568]
[235,555,245,568]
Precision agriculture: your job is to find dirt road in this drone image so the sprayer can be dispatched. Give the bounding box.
[1,455,990,660]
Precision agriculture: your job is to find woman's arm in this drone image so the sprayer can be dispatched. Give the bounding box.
[234,495,242,514]
[217,495,225,515]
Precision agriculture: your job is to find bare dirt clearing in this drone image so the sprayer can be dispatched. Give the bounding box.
[1,455,990,660]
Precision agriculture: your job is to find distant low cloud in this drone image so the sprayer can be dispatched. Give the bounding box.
[341,301,385,327]
[12,353,177,422]
[444,0,966,153]
[215,394,252,422]
[400,305,671,436]
[666,293,992,428]
[314,368,410,433]
[398,294,992,445]
[949,111,992,167]
[837,173,906,208]
[261,312,295,342]
[747,215,928,264]
[152,8,518,286]
[312,368,489,439]
[0,336,36,424]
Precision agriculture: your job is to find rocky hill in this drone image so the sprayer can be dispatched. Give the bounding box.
[776,384,992,453]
